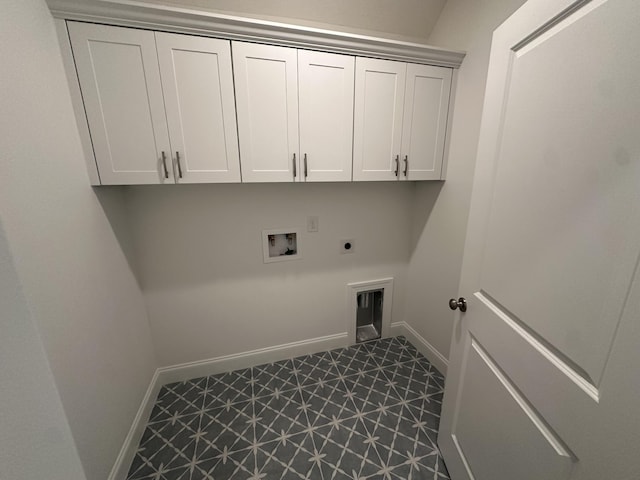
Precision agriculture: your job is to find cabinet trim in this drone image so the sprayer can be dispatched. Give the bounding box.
[47,0,465,68]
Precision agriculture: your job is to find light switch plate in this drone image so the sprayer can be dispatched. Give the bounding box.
[307,216,319,232]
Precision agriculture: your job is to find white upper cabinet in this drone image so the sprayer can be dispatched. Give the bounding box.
[156,33,240,183]
[69,22,239,185]
[68,22,174,185]
[298,50,354,182]
[233,44,355,183]
[353,58,406,181]
[353,58,452,181]
[67,19,458,185]
[401,64,452,180]
[232,42,300,183]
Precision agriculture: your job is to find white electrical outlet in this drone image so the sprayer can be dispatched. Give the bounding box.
[307,216,319,232]
[340,239,355,254]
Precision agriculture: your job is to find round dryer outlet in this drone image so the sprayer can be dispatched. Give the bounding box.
[340,239,355,254]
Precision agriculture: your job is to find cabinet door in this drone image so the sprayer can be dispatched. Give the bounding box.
[232,42,299,183]
[298,50,354,182]
[68,22,173,185]
[156,33,240,183]
[400,64,452,180]
[353,58,406,181]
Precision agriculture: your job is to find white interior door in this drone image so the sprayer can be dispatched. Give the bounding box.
[298,50,354,182]
[68,22,173,185]
[353,58,406,181]
[400,64,452,181]
[232,42,299,183]
[156,33,240,183]
[439,1,640,479]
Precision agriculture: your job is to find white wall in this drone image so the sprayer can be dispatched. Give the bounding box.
[404,0,527,361]
[0,1,157,478]
[0,220,87,480]
[119,0,443,369]
[126,182,413,366]
[136,0,446,43]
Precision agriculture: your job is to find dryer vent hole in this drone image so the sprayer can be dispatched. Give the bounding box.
[356,289,383,343]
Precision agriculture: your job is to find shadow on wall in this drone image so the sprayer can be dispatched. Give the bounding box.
[93,186,142,287]
[93,180,449,294]
[409,181,444,255]
[112,182,417,290]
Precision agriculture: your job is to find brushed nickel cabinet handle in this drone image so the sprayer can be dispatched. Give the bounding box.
[176,151,183,179]
[394,155,399,177]
[403,155,408,177]
[161,151,168,179]
[293,153,297,178]
[304,153,308,178]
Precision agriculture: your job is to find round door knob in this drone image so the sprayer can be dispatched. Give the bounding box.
[449,297,467,312]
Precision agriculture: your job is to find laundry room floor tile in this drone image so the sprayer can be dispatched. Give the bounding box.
[126,336,449,480]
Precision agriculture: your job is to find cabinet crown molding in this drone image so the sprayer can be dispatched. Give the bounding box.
[47,0,465,67]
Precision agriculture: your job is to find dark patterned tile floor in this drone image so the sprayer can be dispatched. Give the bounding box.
[127,336,449,480]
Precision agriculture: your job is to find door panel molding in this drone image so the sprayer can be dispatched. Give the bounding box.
[469,338,575,460]
[476,291,599,401]
[512,0,605,55]
[450,335,574,480]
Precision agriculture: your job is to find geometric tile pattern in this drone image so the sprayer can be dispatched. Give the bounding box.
[127,336,449,480]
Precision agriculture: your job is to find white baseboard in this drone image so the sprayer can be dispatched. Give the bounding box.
[108,332,349,480]
[157,332,349,385]
[390,321,405,338]
[391,321,449,376]
[108,327,447,479]
[108,370,162,480]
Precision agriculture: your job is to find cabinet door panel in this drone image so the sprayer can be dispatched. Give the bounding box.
[353,58,406,181]
[156,33,240,183]
[298,50,354,182]
[401,64,452,180]
[68,22,172,185]
[233,42,299,183]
